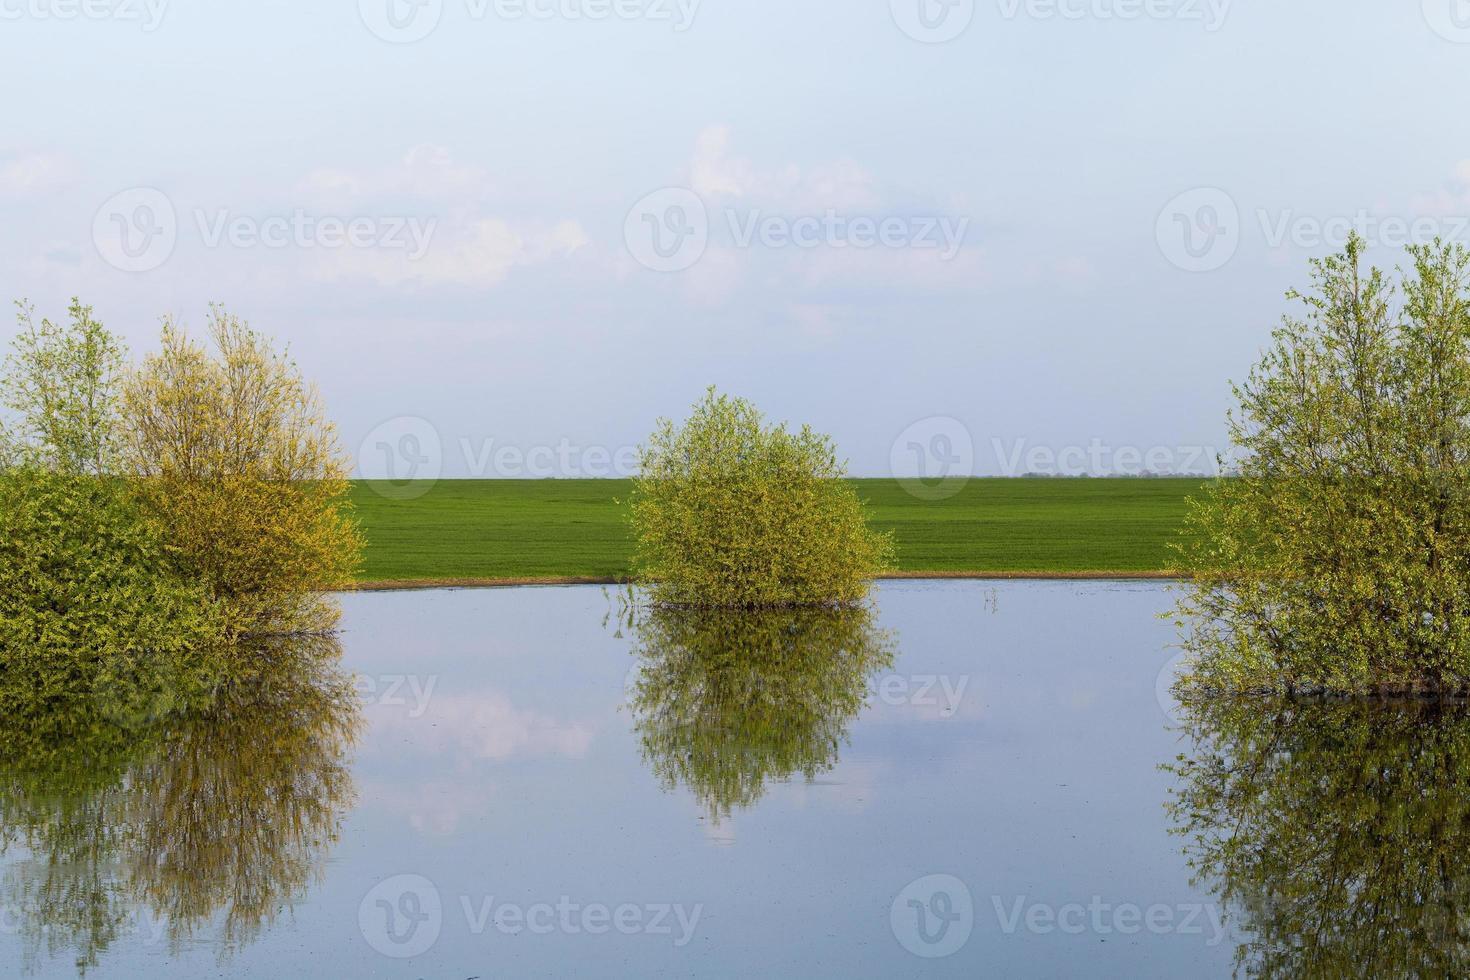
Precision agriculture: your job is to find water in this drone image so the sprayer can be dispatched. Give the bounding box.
[0,579,1399,977]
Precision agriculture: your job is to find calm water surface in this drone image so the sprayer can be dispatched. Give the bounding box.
[0,581,1330,976]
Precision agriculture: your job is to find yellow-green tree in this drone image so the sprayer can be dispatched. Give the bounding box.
[121,307,362,636]
[1175,235,1470,692]
[630,388,892,608]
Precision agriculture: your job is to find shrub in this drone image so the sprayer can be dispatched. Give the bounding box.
[120,307,362,635]
[630,388,892,608]
[1175,235,1470,692]
[0,468,227,731]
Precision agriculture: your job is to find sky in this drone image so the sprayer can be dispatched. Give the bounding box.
[2,0,1469,480]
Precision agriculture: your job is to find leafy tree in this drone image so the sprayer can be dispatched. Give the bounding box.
[630,387,892,608]
[120,307,363,636]
[0,299,124,475]
[1175,235,1470,692]
[0,304,226,726]
[626,604,894,823]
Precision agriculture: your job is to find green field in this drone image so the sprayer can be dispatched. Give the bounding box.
[350,478,1205,584]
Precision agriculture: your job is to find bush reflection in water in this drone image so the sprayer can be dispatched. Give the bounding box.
[0,634,361,975]
[625,603,895,824]
[1167,696,1470,979]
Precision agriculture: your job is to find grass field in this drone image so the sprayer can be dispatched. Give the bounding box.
[350,478,1206,585]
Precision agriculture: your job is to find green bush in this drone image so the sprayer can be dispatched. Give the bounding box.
[0,468,226,729]
[1175,235,1470,693]
[629,388,893,608]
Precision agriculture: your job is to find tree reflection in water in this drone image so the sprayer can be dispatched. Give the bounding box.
[0,635,361,975]
[626,604,895,824]
[1167,697,1470,979]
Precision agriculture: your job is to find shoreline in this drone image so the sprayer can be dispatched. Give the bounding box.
[349,570,1185,592]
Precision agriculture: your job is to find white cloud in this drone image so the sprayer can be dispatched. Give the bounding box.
[0,152,79,198]
[313,216,588,288]
[371,690,595,762]
[365,778,497,836]
[688,125,879,211]
[1409,160,1470,217]
[661,127,978,298]
[299,143,490,204]
[296,146,589,288]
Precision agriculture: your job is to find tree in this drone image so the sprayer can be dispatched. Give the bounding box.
[0,299,124,475]
[120,307,362,636]
[1175,235,1470,692]
[630,388,893,608]
[0,304,226,720]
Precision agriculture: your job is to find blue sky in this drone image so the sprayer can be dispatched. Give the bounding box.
[3,0,1469,478]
